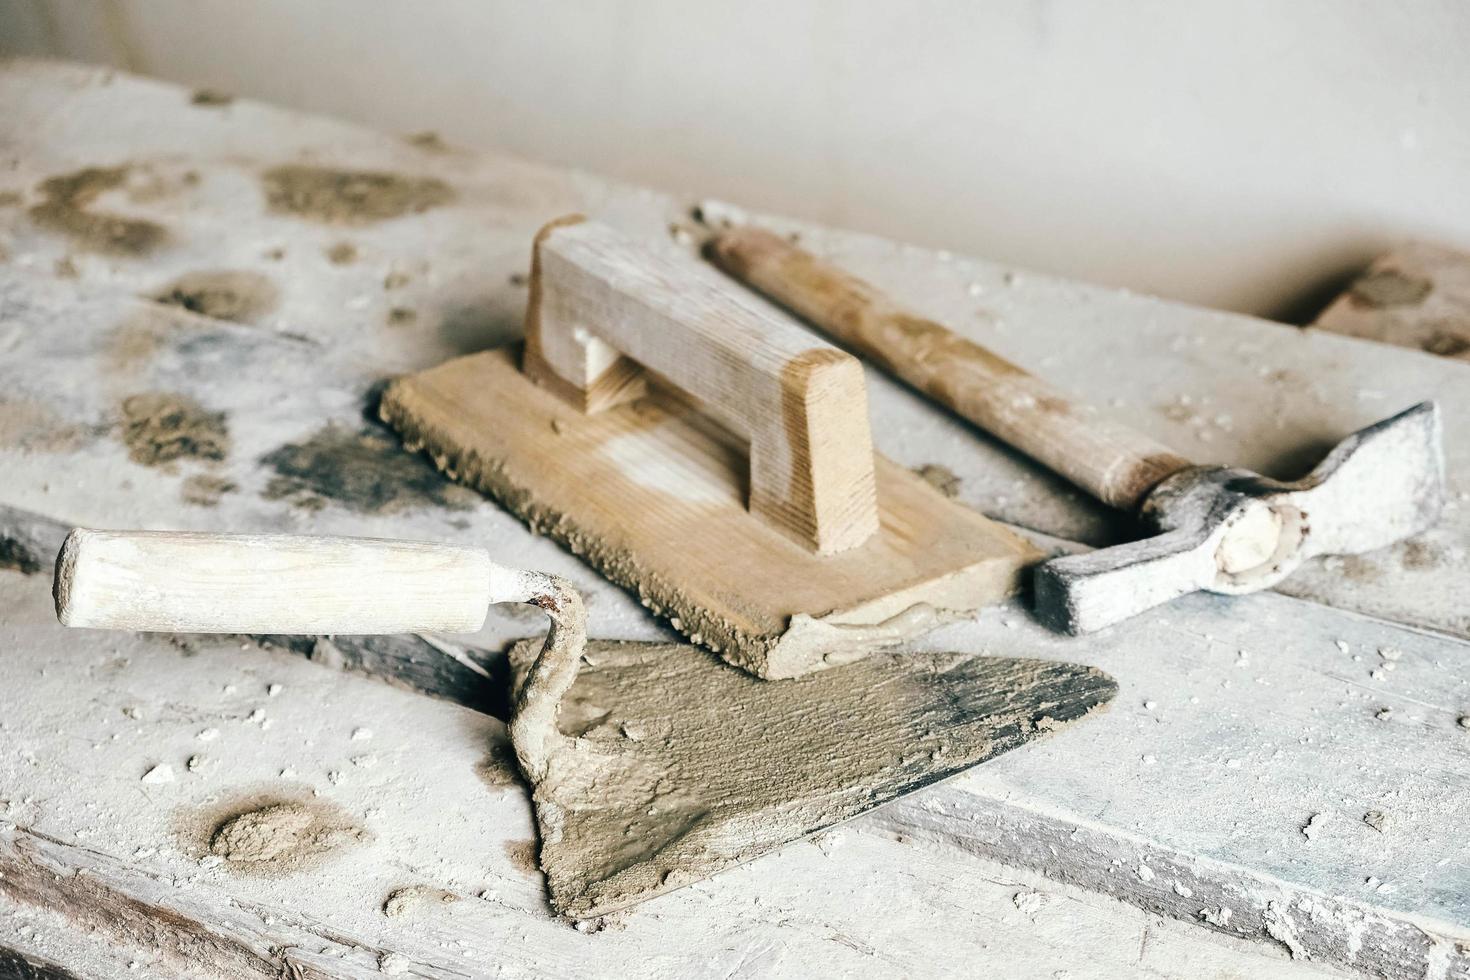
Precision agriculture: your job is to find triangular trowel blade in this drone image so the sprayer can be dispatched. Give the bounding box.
[511,640,1116,920]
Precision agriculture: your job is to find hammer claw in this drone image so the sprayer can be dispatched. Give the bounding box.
[1284,401,1445,558]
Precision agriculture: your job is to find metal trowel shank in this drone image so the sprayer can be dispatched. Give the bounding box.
[509,639,1116,919]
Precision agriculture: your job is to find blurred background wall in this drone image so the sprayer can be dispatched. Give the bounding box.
[3,0,1467,320]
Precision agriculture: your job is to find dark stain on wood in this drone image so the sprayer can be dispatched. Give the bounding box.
[0,507,67,580]
[180,474,237,508]
[260,165,454,225]
[0,946,84,980]
[28,166,169,256]
[119,392,230,467]
[0,536,42,575]
[503,839,540,877]
[325,241,357,265]
[151,269,279,324]
[475,738,525,788]
[403,131,449,153]
[1423,330,1470,358]
[1401,537,1446,571]
[913,462,961,499]
[190,89,234,107]
[1349,269,1432,309]
[259,631,514,719]
[259,423,477,514]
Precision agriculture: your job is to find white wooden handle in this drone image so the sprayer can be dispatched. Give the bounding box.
[522,216,879,554]
[709,228,1193,511]
[53,529,495,634]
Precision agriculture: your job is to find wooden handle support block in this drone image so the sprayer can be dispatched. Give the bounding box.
[523,216,879,555]
[709,228,1193,511]
[54,529,492,634]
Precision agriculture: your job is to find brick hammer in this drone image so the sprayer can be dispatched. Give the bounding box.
[708,229,1446,634]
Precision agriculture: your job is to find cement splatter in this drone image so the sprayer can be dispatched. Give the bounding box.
[0,397,86,453]
[403,131,450,153]
[1423,331,1470,358]
[913,462,961,499]
[503,839,540,877]
[1264,900,1310,960]
[199,795,365,875]
[106,314,164,373]
[1401,538,1447,571]
[474,739,523,790]
[151,269,279,323]
[28,165,169,255]
[119,393,230,467]
[180,474,237,507]
[325,241,358,265]
[1337,554,1380,583]
[382,885,459,918]
[1349,269,1432,309]
[260,165,454,224]
[190,89,234,107]
[259,424,476,514]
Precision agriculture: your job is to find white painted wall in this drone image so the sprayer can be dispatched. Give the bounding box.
[3,0,1468,318]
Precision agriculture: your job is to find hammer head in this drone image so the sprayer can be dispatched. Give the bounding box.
[1035,402,1445,634]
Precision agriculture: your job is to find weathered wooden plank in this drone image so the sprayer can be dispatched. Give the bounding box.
[1311,241,1470,361]
[1,60,1468,977]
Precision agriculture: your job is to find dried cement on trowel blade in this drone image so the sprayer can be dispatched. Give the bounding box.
[508,639,1115,919]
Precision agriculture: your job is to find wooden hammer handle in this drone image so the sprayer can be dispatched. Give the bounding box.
[54,529,495,634]
[708,228,1191,511]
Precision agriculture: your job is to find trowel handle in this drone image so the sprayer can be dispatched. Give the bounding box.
[53,529,494,634]
[708,228,1192,511]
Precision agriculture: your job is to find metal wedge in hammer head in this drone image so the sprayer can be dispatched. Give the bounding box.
[1033,401,1444,632]
[705,225,1449,634]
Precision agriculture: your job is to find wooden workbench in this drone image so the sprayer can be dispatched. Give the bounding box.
[1,60,1466,979]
